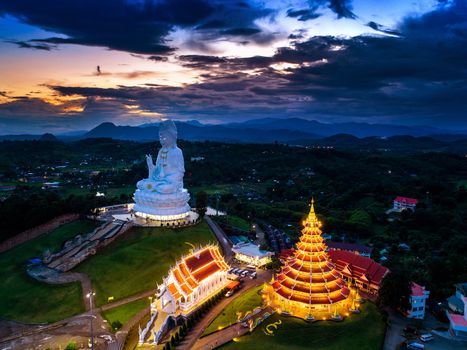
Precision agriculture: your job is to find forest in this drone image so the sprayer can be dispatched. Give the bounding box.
[0,138,466,300]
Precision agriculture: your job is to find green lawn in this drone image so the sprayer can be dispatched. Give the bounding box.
[222,215,252,232]
[0,220,97,323]
[221,302,386,350]
[63,186,134,198]
[102,298,149,329]
[75,221,216,306]
[204,286,263,336]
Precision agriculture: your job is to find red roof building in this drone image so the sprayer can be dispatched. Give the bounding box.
[328,250,389,295]
[393,196,418,212]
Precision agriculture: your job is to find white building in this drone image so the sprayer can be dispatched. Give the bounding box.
[407,283,429,319]
[232,242,273,267]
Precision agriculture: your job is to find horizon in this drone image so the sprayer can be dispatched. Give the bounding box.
[1,1,467,134]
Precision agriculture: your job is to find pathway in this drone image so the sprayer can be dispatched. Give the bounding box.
[205,216,233,261]
[383,308,409,350]
[192,307,274,350]
[175,269,271,350]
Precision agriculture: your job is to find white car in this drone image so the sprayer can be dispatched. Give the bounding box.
[419,333,434,342]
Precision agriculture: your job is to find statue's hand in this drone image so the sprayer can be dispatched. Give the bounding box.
[146,154,153,166]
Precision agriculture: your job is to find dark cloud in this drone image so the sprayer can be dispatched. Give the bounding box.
[291,1,356,21]
[147,56,169,62]
[328,0,356,19]
[6,40,54,51]
[367,22,400,36]
[0,0,275,54]
[286,9,321,21]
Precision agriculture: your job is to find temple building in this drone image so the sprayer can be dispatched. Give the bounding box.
[140,245,230,344]
[157,245,230,315]
[264,199,352,320]
[232,242,273,267]
[328,250,389,295]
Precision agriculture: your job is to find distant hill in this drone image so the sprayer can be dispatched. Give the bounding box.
[227,117,457,138]
[39,133,59,142]
[83,122,320,143]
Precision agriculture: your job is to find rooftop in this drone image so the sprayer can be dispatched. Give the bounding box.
[232,242,273,258]
[411,282,428,297]
[394,196,418,205]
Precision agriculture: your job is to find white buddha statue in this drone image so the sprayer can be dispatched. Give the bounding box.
[133,120,191,219]
[136,120,184,194]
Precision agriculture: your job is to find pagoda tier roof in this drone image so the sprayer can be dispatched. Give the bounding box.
[287,259,334,274]
[299,236,324,244]
[282,265,343,284]
[169,245,229,300]
[272,280,350,305]
[294,251,329,262]
[296,242,326,253]
[329,250,389,286]
[287,258,334,274]
[276,273,347,294]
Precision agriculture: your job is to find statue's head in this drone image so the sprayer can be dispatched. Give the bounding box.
[159,119,177,148]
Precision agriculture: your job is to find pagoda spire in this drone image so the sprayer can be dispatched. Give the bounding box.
[305,197,320,227]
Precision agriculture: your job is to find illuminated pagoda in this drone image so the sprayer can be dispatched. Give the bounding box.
[264,199,352,320]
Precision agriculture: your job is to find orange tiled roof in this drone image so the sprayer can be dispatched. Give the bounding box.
[168,246,229,300]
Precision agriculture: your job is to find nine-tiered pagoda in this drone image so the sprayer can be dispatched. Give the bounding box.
[264,199,351,320]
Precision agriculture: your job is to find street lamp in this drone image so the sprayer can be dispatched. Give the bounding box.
[86,291,96,350]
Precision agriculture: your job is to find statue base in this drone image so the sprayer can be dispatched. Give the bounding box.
[131,187,199,227]
[133,188,191,217]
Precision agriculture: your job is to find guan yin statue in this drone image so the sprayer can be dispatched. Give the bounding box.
[133,120,192,221]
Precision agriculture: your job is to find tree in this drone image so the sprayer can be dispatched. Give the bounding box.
[195,191,208,217]
[378,270,412,313]
[111,320,123,331]
[65,342,77,350]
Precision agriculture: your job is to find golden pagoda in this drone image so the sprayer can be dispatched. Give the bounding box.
[264,199,351,320]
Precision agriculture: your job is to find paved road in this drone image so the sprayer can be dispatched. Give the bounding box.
[192,307,273,350]
[100,288,156,311]
[176,269,271,350]
[205,216,233,261]
[383,308,406,350]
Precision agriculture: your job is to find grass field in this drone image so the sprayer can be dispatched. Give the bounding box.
[221,302,386,350]
[63,186,134,198]
[102,298,149,329]
[204,285,263,336]
[0,220,97,323]
[220,215,252,232]
[75,220,216,306]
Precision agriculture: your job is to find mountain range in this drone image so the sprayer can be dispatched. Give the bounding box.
[1,118,467,152]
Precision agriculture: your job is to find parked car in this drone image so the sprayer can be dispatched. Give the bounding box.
[406,341,424,349]
[241,271,248,277]
[231,268,239,274]
[419,333,434,342]
[249,272,257,279]
[225,289,235,297]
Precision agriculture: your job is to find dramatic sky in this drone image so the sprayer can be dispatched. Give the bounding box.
[0,0,466,134]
